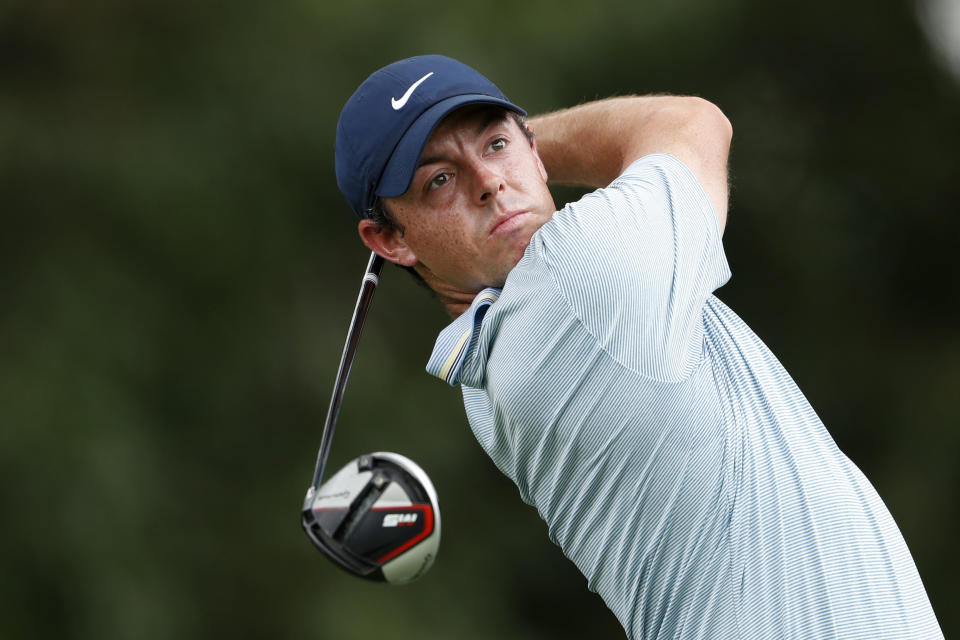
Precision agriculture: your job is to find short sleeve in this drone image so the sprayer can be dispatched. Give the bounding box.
[531,153,730,381]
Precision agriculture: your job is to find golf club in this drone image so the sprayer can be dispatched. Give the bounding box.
[301,251,441,584]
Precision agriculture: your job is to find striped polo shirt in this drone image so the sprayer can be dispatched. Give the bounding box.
[426,154,942,639]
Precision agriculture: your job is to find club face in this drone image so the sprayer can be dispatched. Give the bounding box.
[302,452,440,584]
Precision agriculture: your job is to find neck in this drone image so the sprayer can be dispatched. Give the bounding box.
[415,264,485,319]
[438,292,476,319]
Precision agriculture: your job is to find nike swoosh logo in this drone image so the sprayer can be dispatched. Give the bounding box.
[391,72,434,110]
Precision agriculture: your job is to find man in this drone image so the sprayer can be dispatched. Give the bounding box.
[334,55,942,638]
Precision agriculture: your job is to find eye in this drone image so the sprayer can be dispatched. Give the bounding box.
[428,172,451,190]
[487,137,507,153]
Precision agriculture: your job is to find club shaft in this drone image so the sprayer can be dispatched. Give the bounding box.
[311,251,385,489]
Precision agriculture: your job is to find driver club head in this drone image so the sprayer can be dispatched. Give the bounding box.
[302,452,441,584]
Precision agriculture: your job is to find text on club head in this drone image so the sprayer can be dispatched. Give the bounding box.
[382,513,419,527]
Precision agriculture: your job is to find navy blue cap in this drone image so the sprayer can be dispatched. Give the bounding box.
[335,55,525,218]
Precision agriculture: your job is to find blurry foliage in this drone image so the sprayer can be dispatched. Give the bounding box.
[1,0,957,637]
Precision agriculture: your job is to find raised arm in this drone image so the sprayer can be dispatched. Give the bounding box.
[528,96,732,230]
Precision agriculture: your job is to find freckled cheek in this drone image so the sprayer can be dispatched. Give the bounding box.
[410,221,472,265]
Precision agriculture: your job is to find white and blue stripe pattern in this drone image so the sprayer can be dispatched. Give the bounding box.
[426,288,500,385]
[426,154,942,639]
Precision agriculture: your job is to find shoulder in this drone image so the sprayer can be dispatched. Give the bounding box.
[543,153,717,251]
[517,152,729,379]
[608,152,714,208]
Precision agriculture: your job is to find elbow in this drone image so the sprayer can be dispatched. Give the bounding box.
[680,97,731,230]
[713,101,733,148]
[645,95,732,153]
[688,96,732,148]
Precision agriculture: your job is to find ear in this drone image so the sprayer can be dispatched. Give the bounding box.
[358,219,418,267]
[529,132,549,183]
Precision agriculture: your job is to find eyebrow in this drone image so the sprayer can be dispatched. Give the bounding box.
[416,112,511,169]
[475,111,510,136]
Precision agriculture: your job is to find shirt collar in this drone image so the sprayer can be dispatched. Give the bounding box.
[425,288,501,386]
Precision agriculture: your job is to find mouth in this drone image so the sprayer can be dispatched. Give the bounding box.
[489,210,530,236]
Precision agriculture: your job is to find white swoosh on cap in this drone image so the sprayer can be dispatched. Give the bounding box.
[391,72,434,110]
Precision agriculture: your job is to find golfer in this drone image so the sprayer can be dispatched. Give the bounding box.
[334,55,942,639]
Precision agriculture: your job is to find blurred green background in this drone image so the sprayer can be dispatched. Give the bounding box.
[2,0,957,638]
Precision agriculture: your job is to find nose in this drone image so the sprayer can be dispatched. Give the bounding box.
[472,161,504,205]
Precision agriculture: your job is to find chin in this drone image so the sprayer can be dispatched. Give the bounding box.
[502,238,533,279]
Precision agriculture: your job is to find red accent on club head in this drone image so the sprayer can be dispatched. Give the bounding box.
[372,504,434,563]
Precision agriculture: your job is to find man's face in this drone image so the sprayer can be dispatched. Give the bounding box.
[381,106,556,293]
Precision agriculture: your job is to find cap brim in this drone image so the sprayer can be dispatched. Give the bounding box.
[375,94,525,200]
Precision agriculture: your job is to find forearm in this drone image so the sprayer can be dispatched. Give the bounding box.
[528,95,732,225]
